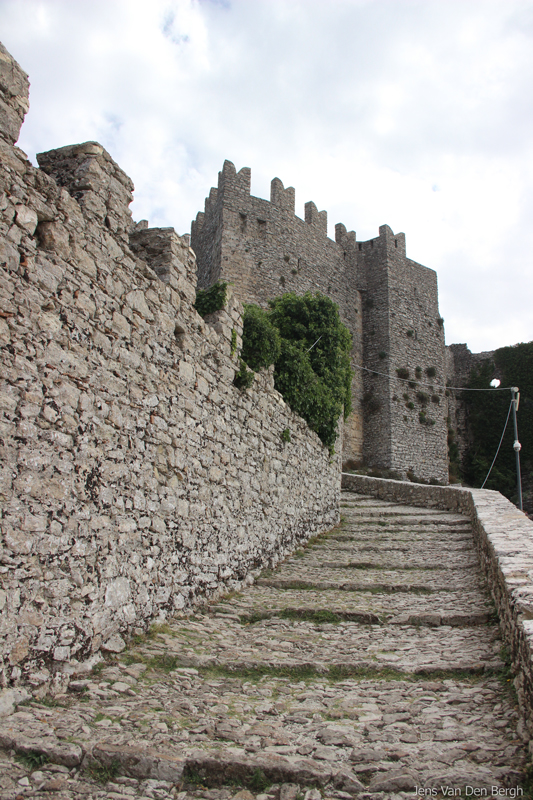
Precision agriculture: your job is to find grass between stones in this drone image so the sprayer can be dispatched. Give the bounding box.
[239,608,343,625]
[320,561,441,571]
[84,758,121,784]
[194,662,493,683]
[183,764,272,792]
[131,622,176,646]
[120,651,179,673]
[15,751,50,770]
[258,580,436,594]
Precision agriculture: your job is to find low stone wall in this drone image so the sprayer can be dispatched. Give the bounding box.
[342,473,533,743]
[0,40,340,695]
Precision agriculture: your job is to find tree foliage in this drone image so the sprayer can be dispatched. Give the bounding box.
[239,292,353,451]
[463,341,533,511]
[241,305,281,370]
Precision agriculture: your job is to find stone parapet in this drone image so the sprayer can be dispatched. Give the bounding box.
[342,472,533,744]
[37,142,134,241]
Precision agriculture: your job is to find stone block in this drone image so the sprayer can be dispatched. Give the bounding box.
[0,687,30,717]
[15,205,38,235]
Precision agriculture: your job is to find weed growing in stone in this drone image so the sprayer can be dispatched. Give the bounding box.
[85,758,121,784]
[15,750,50,769]
[33,695,65,708]
[248,767,271,791]
[498,645,518,702]
[150,622,175,636]
[239,611,272,624]
[183,765,208,787]
[147,653,180,673]
[120,652,146,666]
[280,608,341,624]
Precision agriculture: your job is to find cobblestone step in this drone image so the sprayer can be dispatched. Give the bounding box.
[259,568,485,591]
[212,586,494,625]
[0,491,528,798]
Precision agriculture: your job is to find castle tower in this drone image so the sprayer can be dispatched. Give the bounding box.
[192,163,448,482]
[357,226,448,482]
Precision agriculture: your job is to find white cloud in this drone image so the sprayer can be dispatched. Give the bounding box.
[1,0,532,352]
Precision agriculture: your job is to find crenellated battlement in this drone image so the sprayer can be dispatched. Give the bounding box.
[334,222,356,250]
[270,177,295,213]
[218,159,251,197]
[304,200,327,234]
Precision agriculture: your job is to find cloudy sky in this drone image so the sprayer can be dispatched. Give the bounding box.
[1,0,532,353]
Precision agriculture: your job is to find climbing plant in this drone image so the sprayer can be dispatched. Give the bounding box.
[194,281,227,317]
[238,291,353,452]
[240,305,281,370]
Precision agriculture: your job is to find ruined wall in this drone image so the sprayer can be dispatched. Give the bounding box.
[192,163,448,483]
[192,161,364,466]
[0,44,340,692]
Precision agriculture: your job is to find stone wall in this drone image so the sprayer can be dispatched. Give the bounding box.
[342,473,533,743]
[192,162,448,483]
[0,42,340,692]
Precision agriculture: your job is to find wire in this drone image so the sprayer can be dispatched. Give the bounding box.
[480,400,513,488]
[306,335,323,353]
[353,363,512,393]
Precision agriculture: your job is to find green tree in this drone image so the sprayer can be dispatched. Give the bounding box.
[463,342,533,511]
[238,292,353,451]
[241,305,281,370]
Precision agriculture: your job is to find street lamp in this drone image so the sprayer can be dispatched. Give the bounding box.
[511,387,523,511]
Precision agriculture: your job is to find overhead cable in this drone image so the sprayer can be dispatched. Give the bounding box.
[353,364,511,393]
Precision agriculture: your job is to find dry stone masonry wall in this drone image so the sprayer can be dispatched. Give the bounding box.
[0,43,340,692]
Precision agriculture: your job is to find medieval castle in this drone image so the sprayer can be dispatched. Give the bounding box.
[0,41,480,683]
[192,160,450,483]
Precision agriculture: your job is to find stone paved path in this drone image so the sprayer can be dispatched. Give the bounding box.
[0,492,528,799]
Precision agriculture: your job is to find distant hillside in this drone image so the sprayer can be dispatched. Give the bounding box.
[463,341,533,515]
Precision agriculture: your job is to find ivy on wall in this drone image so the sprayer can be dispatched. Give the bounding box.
[241,305,281,370]
[194,281,227,317]
[239,292,353,452]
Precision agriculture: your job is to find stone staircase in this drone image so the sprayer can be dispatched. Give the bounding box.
[0,492,528,799]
